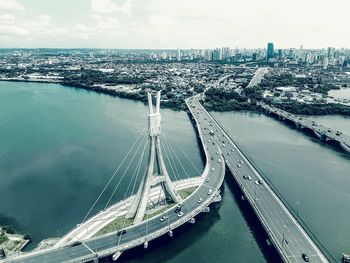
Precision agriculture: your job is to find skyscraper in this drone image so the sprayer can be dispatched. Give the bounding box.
[267,42,274,61]
[177,47,181,61]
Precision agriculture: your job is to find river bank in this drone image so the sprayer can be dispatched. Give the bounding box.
[0,226,30,257]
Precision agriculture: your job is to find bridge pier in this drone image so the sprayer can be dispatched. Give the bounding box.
[340,142,350,153]
[112,251,123,262]
[314,130,326,141]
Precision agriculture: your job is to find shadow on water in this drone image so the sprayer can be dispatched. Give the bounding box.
[223,170,283,263]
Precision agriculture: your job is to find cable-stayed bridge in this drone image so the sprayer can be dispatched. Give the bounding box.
[0,92,330,263]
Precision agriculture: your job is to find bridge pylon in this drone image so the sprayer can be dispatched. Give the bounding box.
[126,91,182,224]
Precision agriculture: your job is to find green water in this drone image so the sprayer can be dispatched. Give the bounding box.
[1,81,349,262]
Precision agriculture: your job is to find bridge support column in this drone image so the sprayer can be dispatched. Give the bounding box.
[126,91,182,224]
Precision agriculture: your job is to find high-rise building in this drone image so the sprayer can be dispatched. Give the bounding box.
[278,49,283,61]
[177,47,181,61]
[212,49,221,61]
[267,42,274,61]
[252,53,257,61]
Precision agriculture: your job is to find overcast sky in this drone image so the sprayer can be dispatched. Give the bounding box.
[0,0,349,49]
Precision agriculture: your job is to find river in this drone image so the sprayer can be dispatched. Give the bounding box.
[0,81,349,262]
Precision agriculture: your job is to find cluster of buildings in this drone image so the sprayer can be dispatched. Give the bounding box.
[0,47,349,109]
[0,49,256,103]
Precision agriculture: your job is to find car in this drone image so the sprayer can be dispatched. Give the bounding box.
[222,144,225,147]
[216,152,219,155]
[197,198,203,203]
[211,167,215,172]
[206,178,210,182]
[212,142,215,145]
[208,139,211,143]
[116,230,127,236]
[237,164,241,168]
[255,180,259,185]
[175,207,181,213]
[69,241,82,247]
[211,157,214,160]
[301,253,309,262]
[207,189,213,195]
[177,211,184,217]
[240,160,244,164]
[243,175,248,179]
[218,159,222,163]
[248,176,252,180]
[231,149,234,152]
[227,152,231,155]
[258,180,262,185]
[160,216,168,222]
[176,203,183,208]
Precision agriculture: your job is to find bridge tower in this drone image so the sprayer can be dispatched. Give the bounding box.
[126,91,182,224]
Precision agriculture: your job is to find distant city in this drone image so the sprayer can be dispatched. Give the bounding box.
[0,43,349,116]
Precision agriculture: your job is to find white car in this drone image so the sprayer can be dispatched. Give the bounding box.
[177,211,184,217]
[197,198,203,203]
[218,159,222,163]
[207,189,213,195]
[206,178,210,182]
[177,203,183,208]
[160,216,168,222]
[211,167,215,172]
[248,176,252,180]
[237,164,241,168]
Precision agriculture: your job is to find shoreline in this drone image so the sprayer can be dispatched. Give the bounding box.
[1,77,350,117]
[0,226,30,257]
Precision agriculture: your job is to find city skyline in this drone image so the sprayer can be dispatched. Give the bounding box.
[0,0,349,49]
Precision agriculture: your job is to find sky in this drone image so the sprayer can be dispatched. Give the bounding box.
[0,0,349,49]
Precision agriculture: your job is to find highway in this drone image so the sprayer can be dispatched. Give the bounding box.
[246,67,269,88]
[188,97,329,263]
[260,102,350,153]
[1,99,226,263]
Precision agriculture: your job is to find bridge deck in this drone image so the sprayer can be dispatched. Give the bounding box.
[260,103,350,150]
[189,97,329,263]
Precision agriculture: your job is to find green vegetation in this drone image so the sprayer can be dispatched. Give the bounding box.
[0,233,8,244]
[178,186,198,199]
[94,217,134,237]
[203,88,261,111]
[93,186,197,237]
[269,101,350,116]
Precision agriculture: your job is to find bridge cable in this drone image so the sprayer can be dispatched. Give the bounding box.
[160,134,199,214]
[104,133,148,209]
[164,134,202,175]
[81,126,147,223]
[115,136,150,246]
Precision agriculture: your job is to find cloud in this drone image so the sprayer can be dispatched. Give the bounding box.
[0,0,23,10]
[96,17,119,30]
[73,23,93,40]
[0,14,15,21]
[91,0,118,14]
[73,23,91,33]
[0,25,29,35]
[121,0,132,15]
